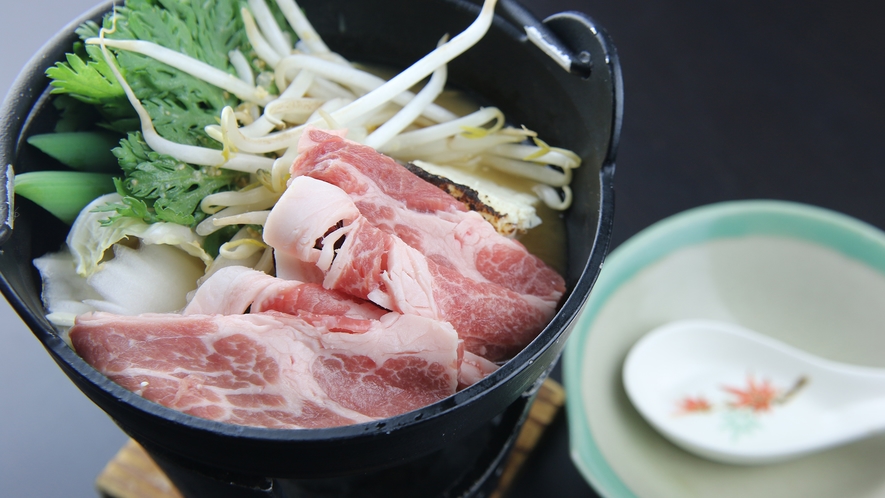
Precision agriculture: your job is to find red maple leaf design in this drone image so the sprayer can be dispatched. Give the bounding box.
[676,396,712,414]
[722,375,779,412]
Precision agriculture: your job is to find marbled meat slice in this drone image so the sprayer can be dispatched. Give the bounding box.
[69,311,460,429]
[458,352,500,389]
[184,266,386,323]
[184,265,499,385]
[265,176,555,361]
[291,128,566,303]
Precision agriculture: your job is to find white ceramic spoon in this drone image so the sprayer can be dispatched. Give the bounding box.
[622,319,885,465]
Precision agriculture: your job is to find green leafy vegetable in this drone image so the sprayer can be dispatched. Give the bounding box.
[47,44,137,129]
[55,2,245,144]
[47,44,126,104]
[101,133,245,226]
[42,0,291,229]
[51,95,106,133]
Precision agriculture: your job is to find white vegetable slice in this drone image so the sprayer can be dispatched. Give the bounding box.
[411,160,542,235]
[84,244,204,315]
[66,193,212,277]
[33,250,102,319]
[66,193,138,277]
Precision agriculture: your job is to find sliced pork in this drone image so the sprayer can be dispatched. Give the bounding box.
[184,266,386,321]
[458,352,500,389]
[184,265,500,383]
[265,176,556,361]
[291,128,566,303]
[69,311,460,429]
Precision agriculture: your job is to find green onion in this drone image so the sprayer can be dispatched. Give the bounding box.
[14,171,115,224]
[27,132,121,172]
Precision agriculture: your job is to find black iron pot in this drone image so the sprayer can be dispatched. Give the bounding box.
[0,0,621,487]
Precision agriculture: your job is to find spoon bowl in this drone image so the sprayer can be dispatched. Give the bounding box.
[623,319,885,465]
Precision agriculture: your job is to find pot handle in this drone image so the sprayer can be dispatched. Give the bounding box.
[497,0,593,77]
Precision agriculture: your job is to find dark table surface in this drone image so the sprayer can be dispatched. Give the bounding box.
[510,0,885,496]
[2,0,885,497]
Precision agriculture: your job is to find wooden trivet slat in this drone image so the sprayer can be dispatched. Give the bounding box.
[491,378,565,498]
[96,439,184,498]
[96,379,565,498]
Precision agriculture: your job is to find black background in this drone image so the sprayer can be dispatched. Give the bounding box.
[510,0,885,496]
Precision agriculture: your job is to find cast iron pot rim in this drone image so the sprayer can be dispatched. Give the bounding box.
[0,0,621,443]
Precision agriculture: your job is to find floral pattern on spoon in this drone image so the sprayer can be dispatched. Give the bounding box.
[675,374,809,440]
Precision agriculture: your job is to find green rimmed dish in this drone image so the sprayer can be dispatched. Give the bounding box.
[564,200,885,498]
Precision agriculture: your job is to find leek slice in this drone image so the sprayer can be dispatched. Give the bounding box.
[13,171,115,224]
[27,132,121,172]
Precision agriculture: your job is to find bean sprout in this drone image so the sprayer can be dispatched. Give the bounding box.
[229,49,255,85]
[219,238,269,259]
[247,0,292,58]
[93,0,583,228]
[86,38,274,106]
[241,7,282,68]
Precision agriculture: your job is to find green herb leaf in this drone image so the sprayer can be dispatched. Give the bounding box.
[109,133,245,226]
[44,0,295,230]
[46,48,126,104]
